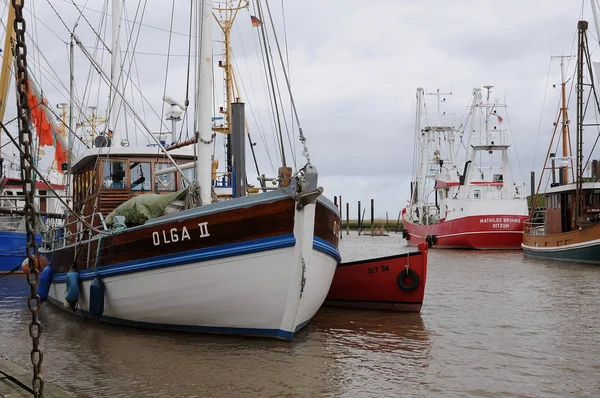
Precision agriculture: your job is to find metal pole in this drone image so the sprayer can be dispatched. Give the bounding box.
[231,101,246,198]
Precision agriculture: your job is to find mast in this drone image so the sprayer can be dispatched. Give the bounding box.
[575,21,587,225]
[213,0,247,186]
[483,85,493,143]
[413,87,424,205]
[110,0,124,148]
[195,0,214,205]
[551,55,575,184]
[0,1,16,161]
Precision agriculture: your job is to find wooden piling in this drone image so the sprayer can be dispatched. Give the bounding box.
[360,208,366,235]
[357,200,361,235]
[339,196,343,240]
[346,202,350,235]
[386,211,389,233]
[370,198,374,236]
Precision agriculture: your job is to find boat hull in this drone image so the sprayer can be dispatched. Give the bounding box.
[42,191,341,340]
[403,214,527,249]
[0,231,40,274]
[522,224,600,265]
[47,245,338,339]
[325,243,428,312]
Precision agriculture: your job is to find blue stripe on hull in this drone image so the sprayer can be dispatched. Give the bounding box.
[523,244,600,265]
[313,237,341,263]
[52,234,297,282]
[47,296,298,340]
[52,235,341,282]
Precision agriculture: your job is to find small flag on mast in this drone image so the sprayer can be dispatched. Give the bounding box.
[497,115,503,124]
[251,15,262,27]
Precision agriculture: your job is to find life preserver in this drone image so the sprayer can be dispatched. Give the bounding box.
[397,268,419,292]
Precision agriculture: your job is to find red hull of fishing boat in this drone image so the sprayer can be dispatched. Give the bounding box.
[403,214,528,249]
[325,243,428,312]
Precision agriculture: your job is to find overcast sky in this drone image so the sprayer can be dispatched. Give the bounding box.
[1,0,597,219]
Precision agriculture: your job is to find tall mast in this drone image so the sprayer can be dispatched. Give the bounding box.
[195,0,214,205]
[575,21,588,225]
[414,87,424,204]
[213,0,247,186]
[110,0,124,148]
[0,2,16,160]
[551,55,575,184]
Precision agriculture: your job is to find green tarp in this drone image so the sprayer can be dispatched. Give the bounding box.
[105,189,188,226]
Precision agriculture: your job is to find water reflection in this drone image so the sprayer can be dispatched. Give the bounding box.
[310,307,431,397]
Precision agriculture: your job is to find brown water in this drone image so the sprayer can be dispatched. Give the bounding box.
[1,232,600,397]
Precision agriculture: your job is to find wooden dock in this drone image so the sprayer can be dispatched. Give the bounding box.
[0,357,71,397]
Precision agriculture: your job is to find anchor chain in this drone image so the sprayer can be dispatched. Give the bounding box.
[13,0,44,396]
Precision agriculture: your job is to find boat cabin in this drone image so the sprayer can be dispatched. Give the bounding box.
[70,147,197,226]
[544,182,600,233]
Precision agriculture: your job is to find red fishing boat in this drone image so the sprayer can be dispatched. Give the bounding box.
[325,243,428,312]
[403,87,528,249]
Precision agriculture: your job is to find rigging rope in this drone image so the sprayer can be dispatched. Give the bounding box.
[158,0,177,141]
[262,0,311,164]
[254,0,287,168]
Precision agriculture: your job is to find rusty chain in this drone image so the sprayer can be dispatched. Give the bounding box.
[12,0,44,396]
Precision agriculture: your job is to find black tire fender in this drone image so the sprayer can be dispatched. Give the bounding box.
[397,268,419,292]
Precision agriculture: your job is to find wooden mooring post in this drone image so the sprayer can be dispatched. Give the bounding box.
[346,202,350,235]
[370,198,374,236]
[357,200,361,235]
[386,211,389,233]
[339,195,343,240]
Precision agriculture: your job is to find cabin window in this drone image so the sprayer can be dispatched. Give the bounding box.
[474,189,481,199]
[181,168,196,189]
[102,161,126,189]
[130,162,151,191]
[493,174,503,182]
[155,163,176,192]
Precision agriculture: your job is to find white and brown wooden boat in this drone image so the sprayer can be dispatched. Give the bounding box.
[38,0,340,340]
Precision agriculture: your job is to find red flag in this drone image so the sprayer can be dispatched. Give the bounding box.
[250,15,262,27]
[497,115,503,124]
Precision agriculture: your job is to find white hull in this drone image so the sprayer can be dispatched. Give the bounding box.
[47,246,337,339]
